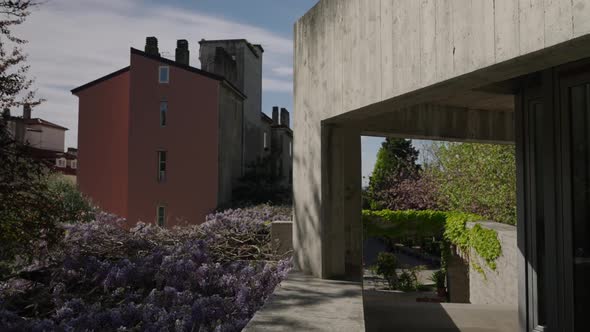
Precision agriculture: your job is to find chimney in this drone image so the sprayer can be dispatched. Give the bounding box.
[23,103,31,120]
[175,39,189,66]
[272,106,279,125]
[145,36,160,56]
[280,108,290,128]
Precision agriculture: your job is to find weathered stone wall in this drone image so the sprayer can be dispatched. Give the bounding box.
[468,222,518,306]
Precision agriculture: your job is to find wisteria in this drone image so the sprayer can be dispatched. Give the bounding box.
[0,205,293,331]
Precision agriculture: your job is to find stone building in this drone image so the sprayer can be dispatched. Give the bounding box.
[199,39,293,176]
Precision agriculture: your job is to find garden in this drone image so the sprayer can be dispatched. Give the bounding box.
[0,202,292,331]
[363,138,516,301]
[0,3,294,330]
[1,92,293,331]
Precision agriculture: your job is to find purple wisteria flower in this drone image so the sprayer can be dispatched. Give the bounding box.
[0,205,293,331]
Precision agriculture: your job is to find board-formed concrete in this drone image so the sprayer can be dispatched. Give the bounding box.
[468,222,518,306]
[293,0,590,279]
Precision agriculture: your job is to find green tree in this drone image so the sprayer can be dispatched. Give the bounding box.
[429,142,516,225]
[46,174,96,224]
[368,138,420,209]
[0,0,52,277]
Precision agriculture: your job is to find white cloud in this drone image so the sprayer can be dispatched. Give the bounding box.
[272,66,293,77]
[262,78,292,93]
[14,0,294,148]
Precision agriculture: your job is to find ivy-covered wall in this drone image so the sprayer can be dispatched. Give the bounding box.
[363,209,502,273]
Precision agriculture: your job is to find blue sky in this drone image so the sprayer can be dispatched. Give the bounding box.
[14,0,399,184]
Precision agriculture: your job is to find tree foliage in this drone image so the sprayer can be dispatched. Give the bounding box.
[429,142,516,225]
[0,114,60,273]
[368,138,441,210]
[0,0,41,110]
[0,1,72,276]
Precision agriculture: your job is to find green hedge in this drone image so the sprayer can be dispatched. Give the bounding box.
[363,209,502,271]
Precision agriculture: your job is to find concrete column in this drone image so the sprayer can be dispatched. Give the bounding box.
[322,125,362,280]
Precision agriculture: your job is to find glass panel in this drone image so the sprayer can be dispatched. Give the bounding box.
[527,100,546,327]
[160,101,167,126]
[158,151,167,182]
[532,102,546,326]
[157,206,165,226]
[159,67,169,83]
[570,84,590,330]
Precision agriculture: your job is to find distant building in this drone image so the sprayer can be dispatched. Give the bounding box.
[72,37,292,227]
[199,39,293,180]
[6,104,77,181]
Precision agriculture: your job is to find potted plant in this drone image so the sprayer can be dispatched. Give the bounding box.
[429,270,446,297]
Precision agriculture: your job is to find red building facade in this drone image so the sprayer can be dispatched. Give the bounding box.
[72,39,244,226]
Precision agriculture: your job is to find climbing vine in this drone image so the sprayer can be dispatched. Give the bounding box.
[363,209,502,275]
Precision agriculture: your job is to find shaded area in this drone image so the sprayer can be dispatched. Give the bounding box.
[364,290,518,332]
[244,272,364,331]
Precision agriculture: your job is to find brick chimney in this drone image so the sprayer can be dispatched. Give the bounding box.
[23,103,31,119]
[280,108,290,128]
[272,106,279,125]
[145,36,160,56]
[175,39,189,66]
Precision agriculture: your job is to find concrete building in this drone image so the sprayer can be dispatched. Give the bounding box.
[72,37,292,226]
[293,1,590,331]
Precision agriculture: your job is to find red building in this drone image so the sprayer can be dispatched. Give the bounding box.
[72,38,245,226]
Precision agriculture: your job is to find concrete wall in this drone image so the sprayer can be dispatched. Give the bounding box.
[447,249,470,303]
[75,71,130,219]
[468,222,518,306]
[294,0,590,278]
[128,52,219,227]
[217,84,244,206]
[271,221,293,255]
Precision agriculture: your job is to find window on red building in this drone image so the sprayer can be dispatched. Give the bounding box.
[157,150,167,182]
[159,66,169,84]
[160,100,167,127]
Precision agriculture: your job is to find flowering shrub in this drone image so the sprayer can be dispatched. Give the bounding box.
[0,205,292,331]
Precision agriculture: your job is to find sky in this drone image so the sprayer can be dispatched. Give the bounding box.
[12,0,422,186]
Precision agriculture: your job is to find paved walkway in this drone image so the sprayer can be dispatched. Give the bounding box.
[244,272,365,331]
[245,271,517,332]
[364,290,518,332]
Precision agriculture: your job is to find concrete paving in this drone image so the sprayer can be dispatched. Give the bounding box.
[245,270,517,332]
[244,271,365,331]
[364,290,518,332]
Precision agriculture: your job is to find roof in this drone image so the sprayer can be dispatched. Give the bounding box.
[24,118,68,131]
[261,112,273,124]
[199,39,264,56]
[71,67,130,94]
[8,116,68,130]
[71,48,247,99]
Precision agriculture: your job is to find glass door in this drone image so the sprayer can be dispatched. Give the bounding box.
[561,78,590,331]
